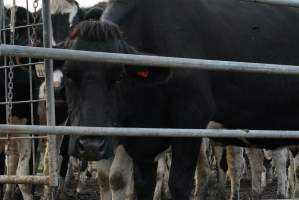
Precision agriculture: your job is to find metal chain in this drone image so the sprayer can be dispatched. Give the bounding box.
[31,0,39,46]
[7,1,16,124]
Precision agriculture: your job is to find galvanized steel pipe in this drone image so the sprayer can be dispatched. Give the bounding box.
[1,125,299,139]
[243,0,299,7]
[0,0,4,36]
[42,0,58,189]
[0,175,49,185]
[1,45,299,75]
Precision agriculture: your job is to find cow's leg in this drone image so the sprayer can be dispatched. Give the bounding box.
[76,160,89,193]
[288,151,297,198]
[37,139,47,173]
[96,159,112,200]
[63,156,81,197]
[194,138,211,200]
[227,146,244,200]
[208,122,227,200]
[133,159,157,200]
[272,148,289,198]
[54,135,68,200]
[169,138,200,200]
[263,150,273,186]
[245,148,264,200]
[4,116,27,200]
[154,157,166,200]
[162,153,171,199]
[154,151,171,200]
[110,145,134,200]
[17,137,32,200]
[3,140,19,200]
[213,145,227,200]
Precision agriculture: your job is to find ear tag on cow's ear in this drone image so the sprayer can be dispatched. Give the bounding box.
[35,63,46,78]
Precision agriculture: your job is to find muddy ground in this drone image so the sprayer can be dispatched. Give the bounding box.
[53,170,284,200]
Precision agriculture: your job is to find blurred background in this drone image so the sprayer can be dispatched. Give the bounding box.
[4,0,107,11]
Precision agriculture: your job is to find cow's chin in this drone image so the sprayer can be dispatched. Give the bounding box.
[77,136,114,161]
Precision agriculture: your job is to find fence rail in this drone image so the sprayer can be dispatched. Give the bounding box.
[0,175,49,185]
[1,44,299,75]
[2,124,299,139]
[243,0,299,7]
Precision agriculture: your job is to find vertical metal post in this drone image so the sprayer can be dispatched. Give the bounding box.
[0,0,3,37]
[42,0,58,198]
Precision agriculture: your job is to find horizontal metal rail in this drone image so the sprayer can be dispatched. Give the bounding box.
[1,45,299,75]
[0,136,48,140]
[243,0,299,7]
[2,125,299,139]
[0,175,49,185]
[0,99,45,105]
[0,61,44,69]
[0,23,43,31]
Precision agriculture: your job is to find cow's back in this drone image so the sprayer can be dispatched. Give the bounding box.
[205,0,299,130]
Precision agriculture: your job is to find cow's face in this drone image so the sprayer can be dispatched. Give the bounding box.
[50,0,82,45]
[63,21,131,127]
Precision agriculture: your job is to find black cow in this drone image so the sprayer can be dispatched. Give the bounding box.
[36,2,108,198]
[65,20,209,200]
[100,0,299,197]
[101,0,299,198]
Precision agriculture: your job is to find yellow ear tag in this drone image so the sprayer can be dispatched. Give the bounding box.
[35,63,45,78]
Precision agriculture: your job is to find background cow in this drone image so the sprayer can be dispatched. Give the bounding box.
[1,6,39,200]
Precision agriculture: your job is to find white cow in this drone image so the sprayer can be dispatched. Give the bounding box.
[205,121,296,200]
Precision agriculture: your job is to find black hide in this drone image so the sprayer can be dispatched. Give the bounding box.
[102,0,299,149]
[64,20,206,200]
[101,0,299,198]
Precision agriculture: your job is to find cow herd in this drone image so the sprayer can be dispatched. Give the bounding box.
[2,0,299,199]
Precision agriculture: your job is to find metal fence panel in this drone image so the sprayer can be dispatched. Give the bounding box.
[0,1,58,199]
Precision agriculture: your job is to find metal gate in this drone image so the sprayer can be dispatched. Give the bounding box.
[1,0,299,199]
[0,0,57,199]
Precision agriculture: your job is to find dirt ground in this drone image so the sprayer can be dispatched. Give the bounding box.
[54,170,282,200]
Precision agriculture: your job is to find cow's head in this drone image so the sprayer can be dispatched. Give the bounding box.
[4,6,34,46]
[64,21,137,160]
[50,0,83,45]
[64,20,136,127]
